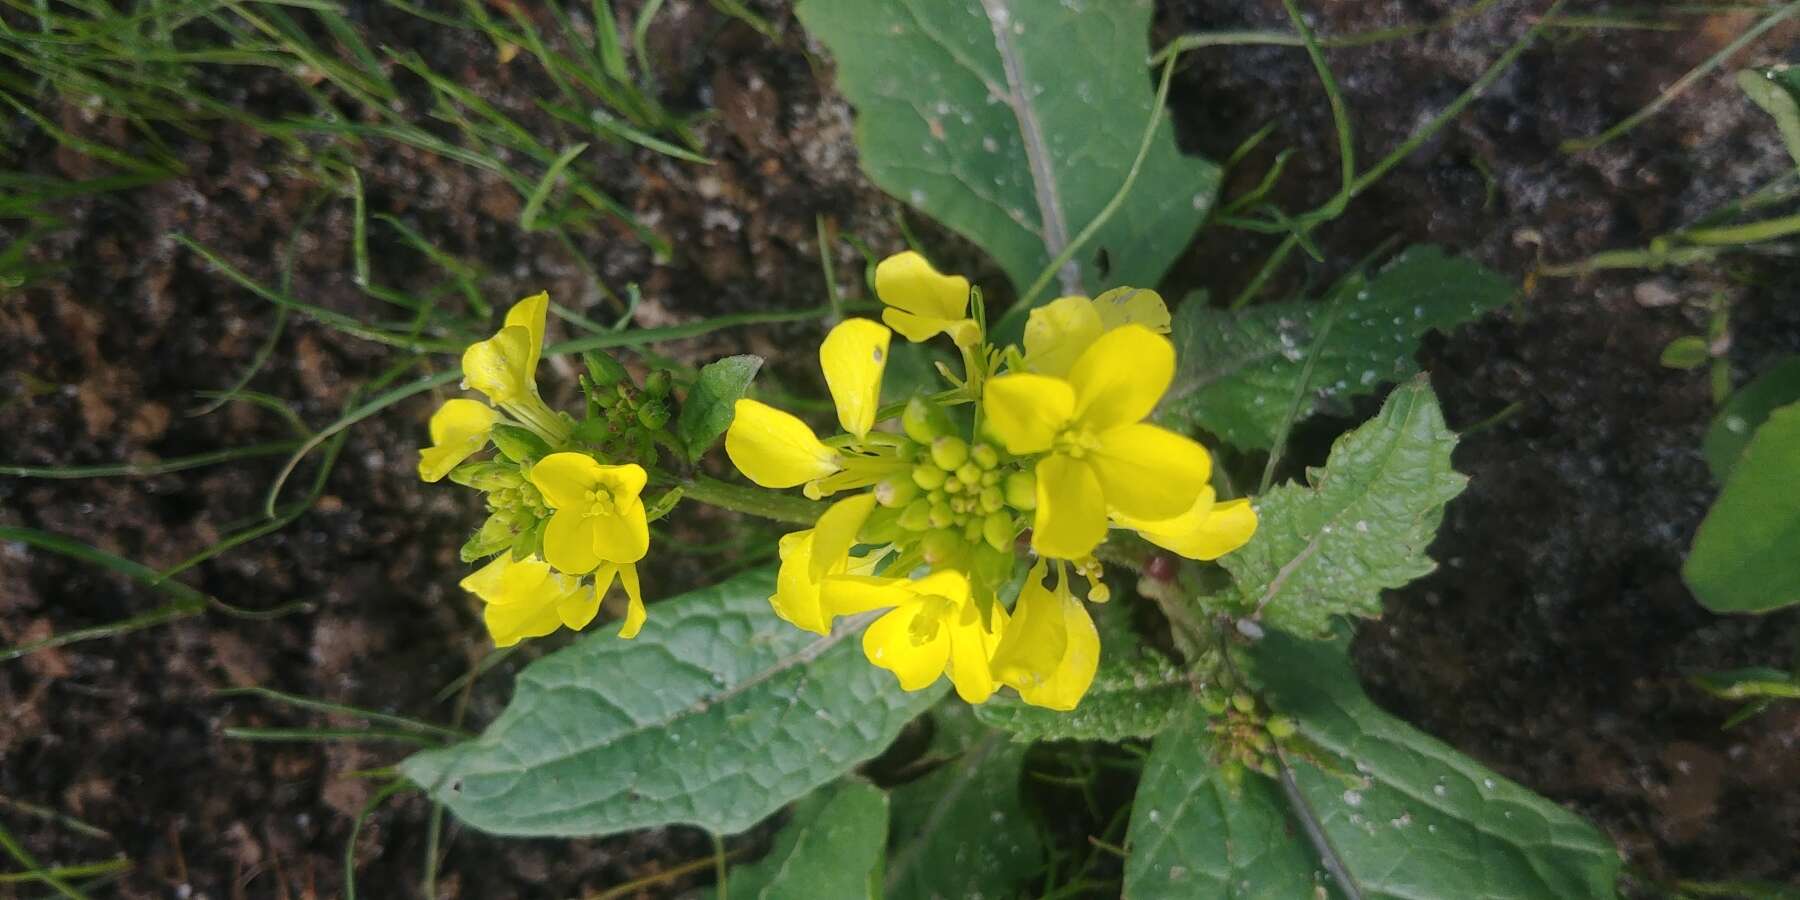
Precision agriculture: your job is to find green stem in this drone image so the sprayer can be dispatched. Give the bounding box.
[673,474,824,526]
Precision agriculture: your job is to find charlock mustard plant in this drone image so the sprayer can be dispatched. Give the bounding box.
[418,293,660,645]
[725,252,1258,710]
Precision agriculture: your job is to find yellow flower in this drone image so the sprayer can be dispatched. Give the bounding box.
[983,325,1212,559]
[459,553,596,647]
[822,569,1005,703]
[1110,488,1258,561]
[769,494,879,634]
[1022,288,1170,377]
[528,450,649,597]
[418,398,501,483]
[819,317,890,439]
[875,251,978,347]
[726,399,843,488]
[461,292,568,441]
[990,561,1099,711]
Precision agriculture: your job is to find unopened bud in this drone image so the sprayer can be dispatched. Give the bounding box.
[970,443,999,469]
[954,462,981,486]
[979,485,1005,512]
[584,351,630,387]
[921,529,962,564]
[899,499,933,531]
[491,424,552,462]
[875,477,920,508]
[930,435,969,471]
[643,369,672,397]
[1003,470,1037,510]
[636,402,670,429]
[1231,692,1256,715]
[912,463,947,491]
[982,513,1016,552]
[449,461,521,491]
[1266,716,1297,739]
[928,502,955,530]
[902,397,951,444]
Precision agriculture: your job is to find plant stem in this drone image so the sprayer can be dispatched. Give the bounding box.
[673,474,823,526]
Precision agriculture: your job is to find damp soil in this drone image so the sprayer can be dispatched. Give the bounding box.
[2,1,1798,897]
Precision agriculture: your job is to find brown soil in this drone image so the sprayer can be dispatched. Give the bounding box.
[2,1,1797,897]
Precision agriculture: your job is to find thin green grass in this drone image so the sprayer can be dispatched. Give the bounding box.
[0,817,86,900]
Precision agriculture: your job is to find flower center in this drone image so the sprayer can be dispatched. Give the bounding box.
[582,487,617,518]
[1054,427,1101,459]
[907,595,956,645]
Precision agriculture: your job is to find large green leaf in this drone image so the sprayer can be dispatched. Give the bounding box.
[676,354,762,463]
[400,568,944,836]
[1703,355,1800,481]
[1160,246,1512,450]
[1124,633,1622,899]
[795,0,1218,319]
[1219,378,1466,637]
[973,623,1189,742]
[710,779,888,900]
[1685,402,1800,613]
[887,705,1042,900]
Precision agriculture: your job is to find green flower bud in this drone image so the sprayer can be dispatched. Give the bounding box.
[1198,689,1229,715]
[510,515,547,561]
[981,470,1000,487]
[943,476,964,495]
[448,461,522,491]
[875,476,921,508]
[921,529,962,565]
[1003,470,1037,510]
[861,505,906,544]
[982,513,1016,552]
[930,435,969,471]
[912,463,947,491]
[979,485,1005,513]
[584,350,630,387]
[491,423,553,462]
[637,401,670,429]
[572,416,615,446]
[1231,692,1256,714]
[929,502,955,530]
[902,397,952,444]
[1266,716,1297,739]
[899,499,934,531]
[644,369,672,397]
[460,513,517,561]
[970,443,999,469]
[954,462,981,486]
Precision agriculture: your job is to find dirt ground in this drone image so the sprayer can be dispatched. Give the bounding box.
[3,0,1799,897]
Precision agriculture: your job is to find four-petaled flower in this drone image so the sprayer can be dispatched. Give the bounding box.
[528,452,651,637]
[418,398,500,483]
[459,553,598,647]
[822,569,1005,703]
[983,324,1214,559]
[989,560,1100,711]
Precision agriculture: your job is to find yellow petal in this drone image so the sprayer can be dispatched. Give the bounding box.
[592,463,648,503]
[555,581,599,630]
[1132,496,1258,560]
[863,603,950,692]
[821,573,915,617]
[462,325,536,405]
[819,318,890,439]
[1023,295,1104,378]
[1088,424,1213,521]
[810,492,877,582]
[458,553,515,601]
[946,601,1000,703]
[1091,287,1170,333]
[484,595,562,647]
[1015,595,1099,711]
[1068,324,1173,433]
[543,509,602,574]
[725,399,842,488]
[772,531,831,634]
[875,251,970,321]
[616,562,645,638]
[909,569,972,604]
[881,308,980,347]
[591,498,650,564]
[529,452,605,509]
[990,562,1067,687]
[419,399,496,480]
[503,291,550,383]
[1031,454,1108,559]
[982,373,1076,455]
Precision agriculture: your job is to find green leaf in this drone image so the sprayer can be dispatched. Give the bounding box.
[1160,246,1512,450]
[887,705,1042,900]
[710,779,888,900]
[973,602,1190,742]
[1689,666,1800,702]
[1685,402,1800,613]
[1739,66,1800,168]
[1124,633,1623,899]
[1658,335,1710,370]
[675,354,762,463]
[1220,378,1466,637]
[399,567,944,836]
[1703,355,1800,480]
[795,0,1218,309]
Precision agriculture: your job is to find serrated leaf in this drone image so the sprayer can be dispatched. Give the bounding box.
[795,0,1218,322]
[1704,355,1800,480]
[709,779,888,900]
[973,601,1189,742]
[1160,246,1512,449]
[676,354,763,463]
[1685,402,1800,613]
[400,567,944,837]
[1124,633,1622,899]
[887,705,1042,900]
[1220,379,1466,637]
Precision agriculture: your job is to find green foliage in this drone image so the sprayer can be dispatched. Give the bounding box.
[676,355,764,462]
[973,614,1190,742]
[1219,379,1466,637]
[1704,356,1800,480]
[1685,402,1800,613]
[1161,246,1512,449]
[795,0,1218,309]
[887,706,1042,900]
[710,780,888,900]
[1659,335,1711,371]
[400,568,944,836]
[1125,633,1622,899]
[1738,65,1800,167]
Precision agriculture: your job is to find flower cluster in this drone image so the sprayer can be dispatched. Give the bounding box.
[726,253,1257,710]
[418,293,660,646]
